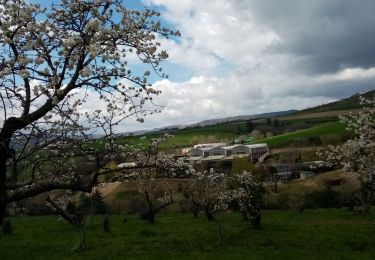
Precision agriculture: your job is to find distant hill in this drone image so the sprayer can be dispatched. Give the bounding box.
[296,90,375,114]
[119,110,297,136]
[119,90,374,137]
[193,110,297,127]
[116,91,375,149]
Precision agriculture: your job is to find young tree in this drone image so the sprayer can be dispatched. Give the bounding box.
[130,135,193,224]
[320,96,375,212]
[190,169,232,221]
[78,189,107,215]
[135,169,175,224]
[189,169,233,242]
[232,171,264,229]
[0,0,179,225]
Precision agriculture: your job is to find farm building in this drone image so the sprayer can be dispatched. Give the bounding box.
[187,143,269,164]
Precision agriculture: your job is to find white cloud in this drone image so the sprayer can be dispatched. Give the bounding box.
[130,63,375,132]
[318,67,375,83]
[145,0,280,71]
[3,0,375,134]
[157,37,220,75]
[70,0,375,132]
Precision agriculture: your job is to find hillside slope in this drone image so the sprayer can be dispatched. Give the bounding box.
[255,121,348,148]
[296,90,375,114]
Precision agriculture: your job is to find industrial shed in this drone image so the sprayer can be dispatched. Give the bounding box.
[187,143,269,163]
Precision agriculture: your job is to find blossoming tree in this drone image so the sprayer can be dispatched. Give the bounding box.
[232,171,263,229]
[320,96,375,211]
[0,0,180,226]
[189,169,233,242]
[127,135,194,224]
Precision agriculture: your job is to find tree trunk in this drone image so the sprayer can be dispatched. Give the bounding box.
[193,207,199,218]
[0,120,19,226]
[192,198,200,218]
[72,226,87,252]
[0,142,9,226]
[148,211,155,224]
[204,207,215,221]
[144,190,155,224]
[273,172,278,193]
[251,211,262,229]
[254,215,261,229]
[0,202,6,227]
[241,210,249,222]
[217,214,223,244]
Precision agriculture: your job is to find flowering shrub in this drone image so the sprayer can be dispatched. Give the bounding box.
[319,96,375,211]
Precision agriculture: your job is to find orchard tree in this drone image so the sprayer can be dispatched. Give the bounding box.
[190,169,232,221]
[320,96,375,211]
[0,0,180,226]
[128,135,193,224]
[232,171,264,229]
[189,169,234,242]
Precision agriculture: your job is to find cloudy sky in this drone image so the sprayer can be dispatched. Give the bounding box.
[122,0,375,132]
[27,0,375,133]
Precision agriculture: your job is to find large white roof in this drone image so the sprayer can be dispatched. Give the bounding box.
[193,143,227,148]
[246,143,268,148]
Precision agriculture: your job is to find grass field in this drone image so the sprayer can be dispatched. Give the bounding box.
[118,118,345,150]
[294,90,374,114]
[278,109,362,121]
[118,123,238,149]
[98,91,372,151]
[1,209,375,259]
[255,121,348,148]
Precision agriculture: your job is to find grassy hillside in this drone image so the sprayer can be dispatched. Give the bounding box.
[111,91,374,150]
[255,121,348,148]
[110,91,375,150]
[118,122,241,149]
[118,119,347,150]
[277,110,362,121]
[2,210,375,259]
[295,90,375,114]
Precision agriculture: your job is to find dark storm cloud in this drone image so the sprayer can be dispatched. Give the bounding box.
[246,0,375,74]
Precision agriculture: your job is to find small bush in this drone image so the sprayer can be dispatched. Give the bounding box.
[308,136,322,145]
[264,189,344,210]
[293,137,310,146]
[78,190,107,215]
[307,189,342,208]
[321,134,341,145]
[276,193,290,210]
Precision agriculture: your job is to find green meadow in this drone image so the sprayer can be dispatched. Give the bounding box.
[1,209,375,259]
[256,121,347,148]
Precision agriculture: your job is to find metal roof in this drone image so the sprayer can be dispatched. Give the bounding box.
[200,155,226,161]
[246,143,268,148]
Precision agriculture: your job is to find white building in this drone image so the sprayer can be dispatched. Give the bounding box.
[187,143,269,163]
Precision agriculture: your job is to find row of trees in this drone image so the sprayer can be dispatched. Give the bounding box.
[0,0,374,239]
[43,168,263,249]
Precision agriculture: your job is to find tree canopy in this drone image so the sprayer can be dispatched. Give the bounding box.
[0,0,179,225]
